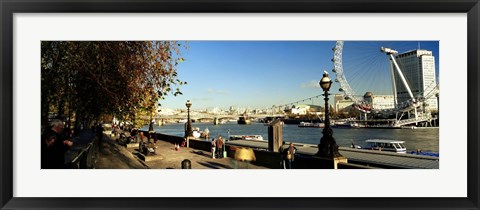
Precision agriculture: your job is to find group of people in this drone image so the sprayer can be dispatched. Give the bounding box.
[210,135,225,159]
[208,136,297,169]
[135,131,157,155]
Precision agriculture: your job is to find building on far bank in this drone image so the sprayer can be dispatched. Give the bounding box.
[284,104,323,116]
[393,49,438,112]
[334,94,354,112]
[363,92,395,110]
[289,104,309,115]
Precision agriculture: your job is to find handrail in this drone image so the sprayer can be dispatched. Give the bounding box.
[68,140,97,169]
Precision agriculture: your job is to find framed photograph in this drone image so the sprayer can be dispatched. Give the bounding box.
[1,0,479,209]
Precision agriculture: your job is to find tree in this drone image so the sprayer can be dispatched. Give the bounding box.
[41,41,188,129]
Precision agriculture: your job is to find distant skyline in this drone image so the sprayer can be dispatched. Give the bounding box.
[161,41,439,110]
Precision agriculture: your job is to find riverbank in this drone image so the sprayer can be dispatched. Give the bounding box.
[142,122,439,153]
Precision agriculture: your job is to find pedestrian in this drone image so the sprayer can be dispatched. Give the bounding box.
[286,142,297,169]
[96,123,103,145]
[279,141,286,169]
[137,132,148,154]
[41,119,74,169]
[136,131,147,143]
[216,135,224,158]
[211,138,216,159]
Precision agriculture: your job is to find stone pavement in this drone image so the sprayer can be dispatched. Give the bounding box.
[96,133,268,169]
[95,136,147,169]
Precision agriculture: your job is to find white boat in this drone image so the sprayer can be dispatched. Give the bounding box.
[178,119,187,123]
[333,121,362,128]
[298,122,324,128]
[363,139,407,153]
[229,135,264,141]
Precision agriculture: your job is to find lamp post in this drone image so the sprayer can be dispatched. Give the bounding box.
[185,100,193,138]
[316,71,342,158]
[148,114,154,133]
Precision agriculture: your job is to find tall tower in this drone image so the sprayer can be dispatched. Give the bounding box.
[393,49,438,112]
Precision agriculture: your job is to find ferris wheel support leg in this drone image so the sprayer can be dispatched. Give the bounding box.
[389,54,416,102]
[389,62,398,109]
[414,107,418,126]
[395,112,399,126]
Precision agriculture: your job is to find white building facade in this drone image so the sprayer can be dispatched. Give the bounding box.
[363,92,395,110]
[290,104,309,115]
[393,49,438,112]
[333,94,354,112]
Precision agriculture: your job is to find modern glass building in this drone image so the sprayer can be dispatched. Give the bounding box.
[393,49,438,112]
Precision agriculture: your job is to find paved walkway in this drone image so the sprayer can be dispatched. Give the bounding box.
[95,137,147,169]
[96,132,267,169]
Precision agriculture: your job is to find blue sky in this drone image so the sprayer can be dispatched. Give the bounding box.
[161,41,439,110]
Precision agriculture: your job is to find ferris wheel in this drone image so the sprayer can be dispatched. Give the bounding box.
[332,41,361,103]
[331,41,439,115]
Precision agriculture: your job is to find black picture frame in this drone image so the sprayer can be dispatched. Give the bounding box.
[1,0,479,209]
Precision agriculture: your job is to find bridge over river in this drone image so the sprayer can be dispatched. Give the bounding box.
[151,113,285,123]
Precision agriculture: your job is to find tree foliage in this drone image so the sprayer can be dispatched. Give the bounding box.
[41,41,187,128]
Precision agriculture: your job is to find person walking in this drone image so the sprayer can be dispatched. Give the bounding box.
[96,123,103,150]
[286,142,297,169]
[216,135,224,158]
[279,142,286,169]
[211,138,216,159]
[41,119,74,169]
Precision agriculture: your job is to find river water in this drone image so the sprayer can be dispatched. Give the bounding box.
[142,122,439,153]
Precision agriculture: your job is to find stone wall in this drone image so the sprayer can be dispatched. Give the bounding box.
[149,132,375,169]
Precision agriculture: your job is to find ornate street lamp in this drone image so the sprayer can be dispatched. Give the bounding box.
[185,100,193,138]
[148,114,155,133]
[148,114,156,141]
[316,71,342,158]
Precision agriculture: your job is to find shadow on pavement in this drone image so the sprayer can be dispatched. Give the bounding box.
[190,150,211,158]
[203,161,233,169]
[197,162,222,169]
[196,160,234,169]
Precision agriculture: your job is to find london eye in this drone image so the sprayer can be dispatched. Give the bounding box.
[332,41,439,125]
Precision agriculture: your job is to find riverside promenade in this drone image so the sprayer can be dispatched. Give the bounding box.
[226,139,439,169]
[95,133,267,169]
[66,129,438,169]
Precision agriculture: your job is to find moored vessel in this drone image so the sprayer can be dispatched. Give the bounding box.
[298,122,324,128]
[229,135,264,141]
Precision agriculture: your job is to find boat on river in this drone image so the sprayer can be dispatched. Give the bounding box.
[238,112,251,124]
[298,122,324,128]
[362,139,407,153]
[238,116,251,125]
[333,121,362,128]
[229,135,264,141]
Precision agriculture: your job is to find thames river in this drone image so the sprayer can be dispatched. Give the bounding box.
[142,122,439,153]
